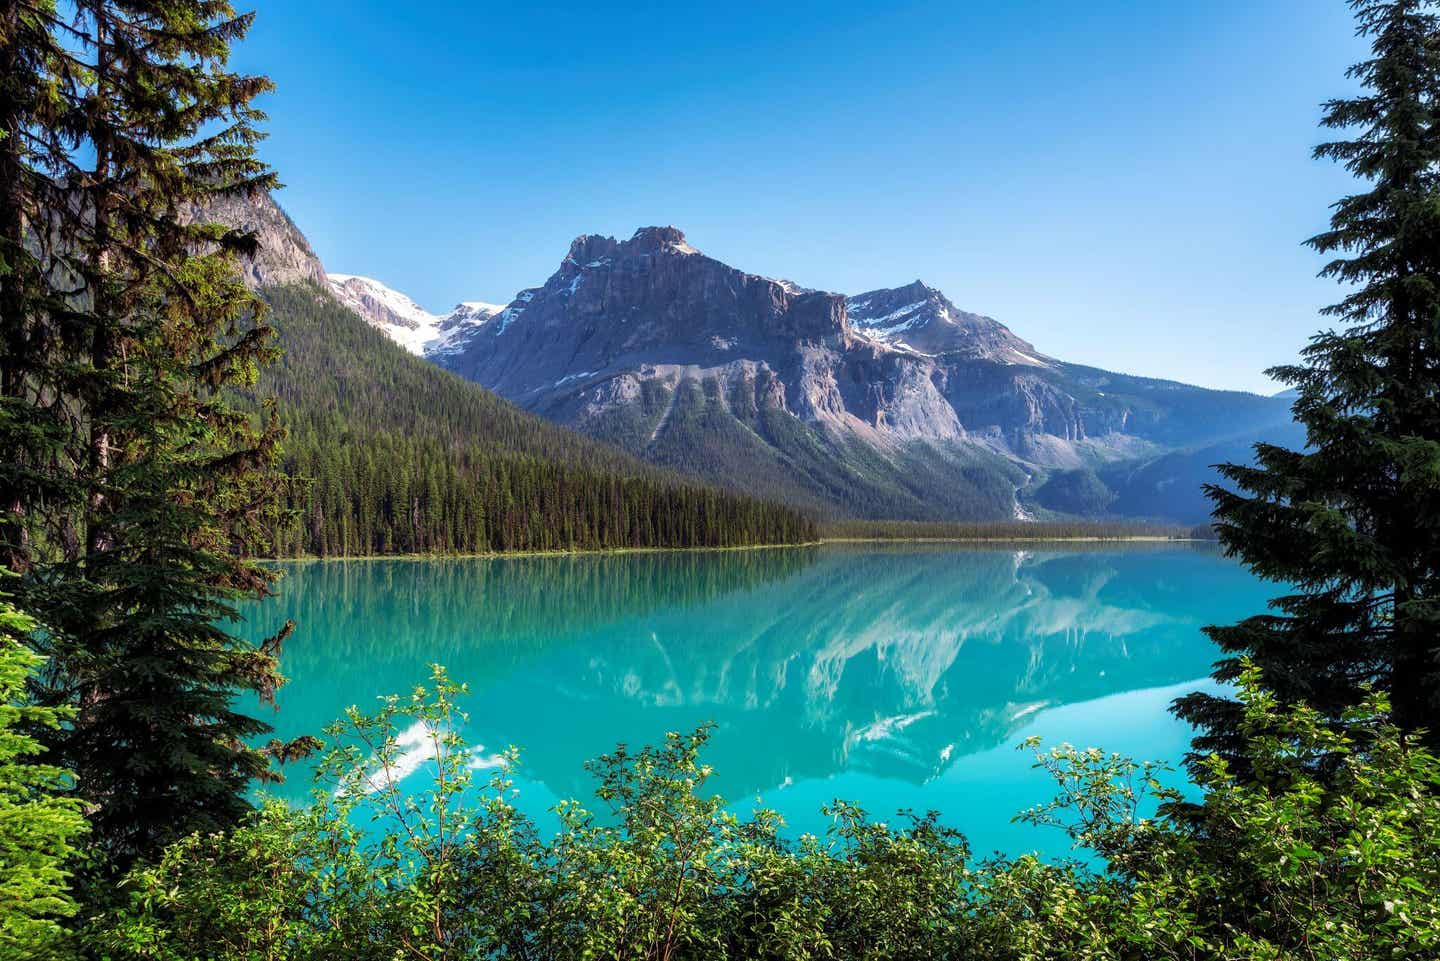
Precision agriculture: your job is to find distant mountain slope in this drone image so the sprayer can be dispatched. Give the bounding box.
[1097,419,1309,525]
[432,227,1294,522]
[208,195,817,555]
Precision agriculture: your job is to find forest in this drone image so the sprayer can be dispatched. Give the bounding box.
[254,285,818,555]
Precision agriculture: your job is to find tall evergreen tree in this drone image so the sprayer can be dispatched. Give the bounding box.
[1177,0,1440,756]
[0,0,81,577]
[2,1,296,873]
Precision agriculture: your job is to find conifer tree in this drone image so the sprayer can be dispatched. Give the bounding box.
[1177,0,1440,756]
[0,1,82,577]
[3,0,296,872]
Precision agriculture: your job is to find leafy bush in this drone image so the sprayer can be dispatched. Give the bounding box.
[94,665,1440,960]
[978,665,1440,960]
[0,594,87,959]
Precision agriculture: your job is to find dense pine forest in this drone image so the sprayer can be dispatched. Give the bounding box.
[254,285,818,555]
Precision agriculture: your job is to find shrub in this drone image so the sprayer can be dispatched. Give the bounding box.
[94,664,1440,960]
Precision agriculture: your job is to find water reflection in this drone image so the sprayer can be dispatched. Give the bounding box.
[244,544,1270,835]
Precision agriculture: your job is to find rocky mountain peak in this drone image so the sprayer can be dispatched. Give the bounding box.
[895,279,937,299]
[628,225,694,253]
[566,233,621,266]
[848,281,1044,363]
[563,226,699,269]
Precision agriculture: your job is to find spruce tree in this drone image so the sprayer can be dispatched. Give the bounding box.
[1176,0,1440,755]
[0,0,82,577]
[4,1,297,873]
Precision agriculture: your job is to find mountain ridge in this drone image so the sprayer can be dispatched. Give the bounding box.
[326,273,506,356]
[430,225,1292,521]
[206,196,1290,525]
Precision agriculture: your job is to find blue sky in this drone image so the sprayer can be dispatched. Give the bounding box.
[233,0,1365,394]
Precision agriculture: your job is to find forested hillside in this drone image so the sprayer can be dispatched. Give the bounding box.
[254,285,817,555]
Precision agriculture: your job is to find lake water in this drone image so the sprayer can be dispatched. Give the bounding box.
[239,543,1273,858]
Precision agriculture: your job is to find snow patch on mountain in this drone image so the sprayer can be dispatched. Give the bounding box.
[428,302,507,357]
[329,273,505,358]
[328,274,441,355]
[852,299,929,337]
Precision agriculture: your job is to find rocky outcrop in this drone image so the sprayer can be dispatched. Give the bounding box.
[184,190,328,289]
[848,280,1043,362]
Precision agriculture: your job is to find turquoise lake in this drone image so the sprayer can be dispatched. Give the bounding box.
[239,543,1274,858]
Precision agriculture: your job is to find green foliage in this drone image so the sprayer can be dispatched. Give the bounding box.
[1,1,304,877]
[253,285,819,556]
[1180,0,1440,756]
[989,666,1440,960]
[0,591,87,960]
[93,665,1440,960]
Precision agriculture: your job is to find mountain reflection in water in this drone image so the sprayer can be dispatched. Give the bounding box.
[242,543,1271,851]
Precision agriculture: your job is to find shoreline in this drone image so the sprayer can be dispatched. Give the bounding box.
[819,535,1207,545]
[258,535,1211,564]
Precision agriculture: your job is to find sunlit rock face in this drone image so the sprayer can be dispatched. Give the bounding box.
[433,227,1294,521]
[184,191,329,289]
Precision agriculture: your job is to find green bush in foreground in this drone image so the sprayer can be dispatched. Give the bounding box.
[94,665,1440,961]
[0,594,86,959]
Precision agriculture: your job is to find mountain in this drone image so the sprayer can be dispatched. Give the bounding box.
[327,274,506,356]
[200,194,817,555]
[192,194,512,358]
[432,227,1294,522]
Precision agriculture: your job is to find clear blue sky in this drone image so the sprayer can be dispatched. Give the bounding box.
[233,0,1366,394]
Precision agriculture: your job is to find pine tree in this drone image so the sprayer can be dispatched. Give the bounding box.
[1176,0,1440,756]
[6,1,297,873]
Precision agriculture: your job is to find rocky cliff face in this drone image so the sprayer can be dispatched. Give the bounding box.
[446,226,852,400]
[184,190,328,289]
[435,226,1294,521]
